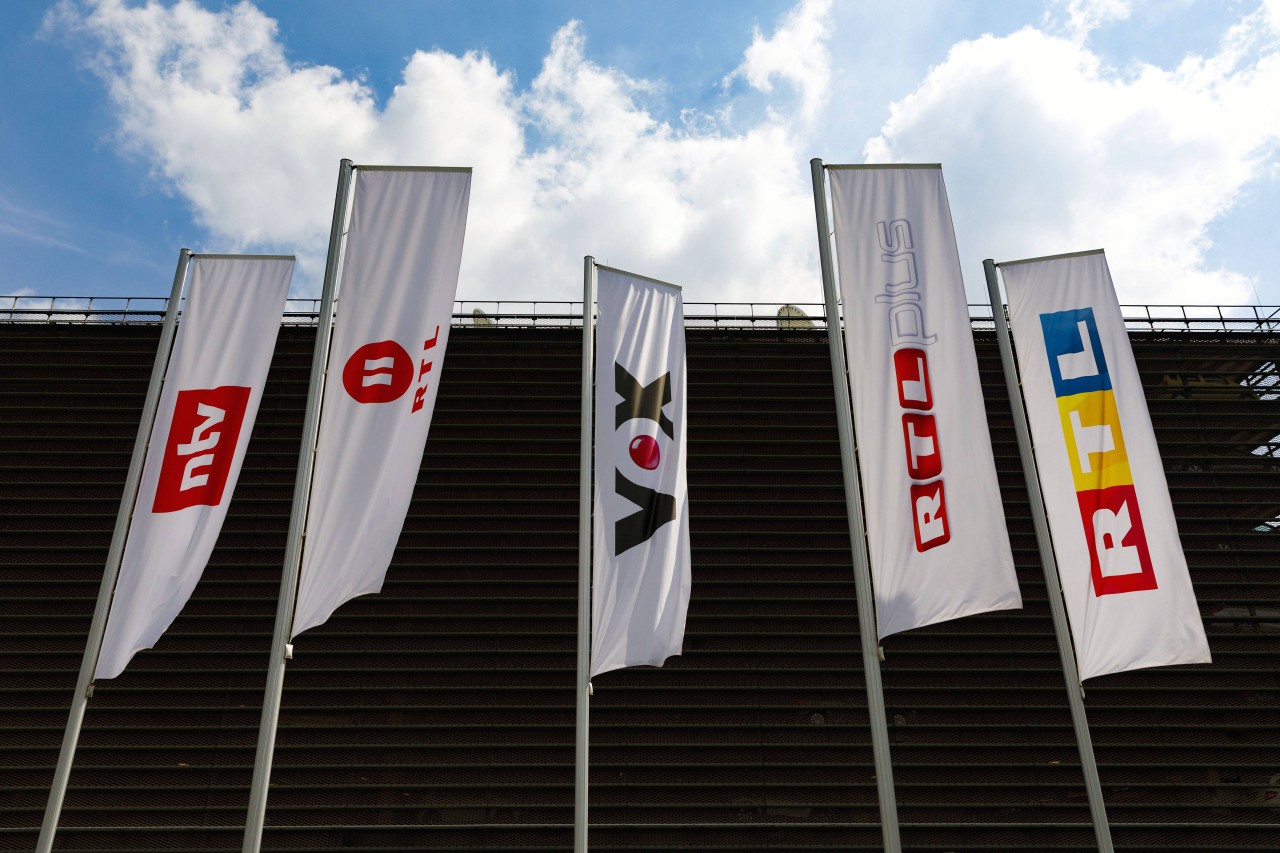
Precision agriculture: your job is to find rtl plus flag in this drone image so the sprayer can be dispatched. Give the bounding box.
[96,255,293,679]
[827,165,1021,638]
[591,267,691,677]
[1000,250,1211,679]
[292,167,471,638]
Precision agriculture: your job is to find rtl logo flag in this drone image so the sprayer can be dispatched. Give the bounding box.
[826,165,1021,638]
[1000,250,1211,679]
[591,267,691,677]
[96,255,293,679]
[292,167,470,638]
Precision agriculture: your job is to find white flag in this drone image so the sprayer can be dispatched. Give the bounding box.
[1000,250,1211,679]
[292,167,471,638]
[96,255,293,679]
[591,267,691,677]
[827,165,1021,638]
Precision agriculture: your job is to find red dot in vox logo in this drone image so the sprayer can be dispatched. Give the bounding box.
[629,435,661,470]
[342,340,414,404]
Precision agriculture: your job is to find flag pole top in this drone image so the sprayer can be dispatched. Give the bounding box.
[353,164,472,174]
[592,263,683,293]
[997,248,1106,267]
[190,253,296,262]
[825,163,942,171]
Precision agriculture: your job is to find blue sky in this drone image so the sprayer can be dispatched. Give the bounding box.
[2,0,1279,308]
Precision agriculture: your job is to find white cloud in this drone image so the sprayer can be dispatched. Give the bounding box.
[509,21,817,304]
[865,8,1280,305]
[49,0,830,306]
[50,0,377,284]
[47,0,1280,308]
[722,0,833,123]
[1047,0,1133,42]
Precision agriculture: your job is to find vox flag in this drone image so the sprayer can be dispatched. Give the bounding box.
[827,165,1021,638]
[591,266,691,677]
[1000,250,1211,679]
[96,255,293,679]
[292,167,471,638]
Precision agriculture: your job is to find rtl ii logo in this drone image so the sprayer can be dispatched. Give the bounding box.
[1041,307,1157,596]
[613,363,678,555]
[342,327,440,410]
[153,386,251,513]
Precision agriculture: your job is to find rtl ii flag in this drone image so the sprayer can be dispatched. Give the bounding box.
[826,165,1021,638]
[590,266,691,677]
[96,255,293,679]
[292,167,471,638]
[1000,250,1211,679]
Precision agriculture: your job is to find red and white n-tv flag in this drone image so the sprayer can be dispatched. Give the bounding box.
[590,267,691,677]
[292,167,471,638]
[827,165,1021,638]
[1000,250,1211,679]
[96,255,293,679]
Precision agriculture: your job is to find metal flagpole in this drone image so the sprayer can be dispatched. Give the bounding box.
[574,256,596,853]
[242,159,355,853]
[809,159,902,853]
[36,248,193,853]
[983,259,1115,853]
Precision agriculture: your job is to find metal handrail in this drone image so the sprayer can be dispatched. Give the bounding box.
[1,295,1278,332]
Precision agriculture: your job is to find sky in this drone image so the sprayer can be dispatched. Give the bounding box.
[2,0,1279,310]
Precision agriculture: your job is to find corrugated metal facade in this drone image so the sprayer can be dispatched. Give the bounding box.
[2,316,1277,851]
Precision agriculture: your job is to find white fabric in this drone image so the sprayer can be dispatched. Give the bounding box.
[292,168,471,638]
[591,267,691,676]
[827,166,1021,638]
[1001,250,1211,679]
[96,256,292,679]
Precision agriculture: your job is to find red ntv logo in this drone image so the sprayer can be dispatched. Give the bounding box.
[342,328,441,410]
[152,386,251,513]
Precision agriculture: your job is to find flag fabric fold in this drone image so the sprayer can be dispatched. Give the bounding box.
[1000,250,1211,679]
[96,255,293,679]
[590,267,691,677]
[292,167,471,639]
[826,165,1021,638]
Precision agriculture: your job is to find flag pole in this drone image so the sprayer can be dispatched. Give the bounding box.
[36,248,193,853]
[982,259,1115,851]
[809,159,902,853]
[574,256,596,853]
[242,159,355,853]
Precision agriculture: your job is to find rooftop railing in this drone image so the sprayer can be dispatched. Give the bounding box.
[1,295,1278,333]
